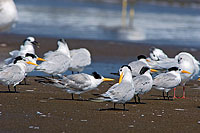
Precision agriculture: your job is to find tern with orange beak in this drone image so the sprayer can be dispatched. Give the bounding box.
[152,67,191,100]
[0,56,38,92]
[133,67,157,103]
[92,65,135,111]
[36,72,114,100]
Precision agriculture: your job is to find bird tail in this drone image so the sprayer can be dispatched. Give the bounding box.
[35,76,66,88]
[89,97,111,103]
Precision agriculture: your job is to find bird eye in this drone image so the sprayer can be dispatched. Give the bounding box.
[179,69,181,71]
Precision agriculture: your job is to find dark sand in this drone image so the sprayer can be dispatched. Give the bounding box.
[0,34,200,132]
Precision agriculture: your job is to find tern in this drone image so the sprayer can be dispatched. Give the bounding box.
[133,66,156,103]
[36,39,71,77]
[153,67,191,100]
[0,56,38,92]
[92,65,135,111]
[36,72,114,100]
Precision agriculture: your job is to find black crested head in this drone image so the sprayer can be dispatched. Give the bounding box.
[137,55,147,60]
[92,72,102,79]
[168,67,179,72]
[25,53,37,59]
[140,66,150,75]
[14,56,23,64]
[120,65,132,71]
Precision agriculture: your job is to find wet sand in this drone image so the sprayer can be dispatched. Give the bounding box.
[0,34,200,132]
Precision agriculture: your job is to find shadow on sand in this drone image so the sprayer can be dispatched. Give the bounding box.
[97,108,129,111]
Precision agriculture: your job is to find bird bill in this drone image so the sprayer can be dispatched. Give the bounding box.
[103,78,115,81]
[181,70,191,74]
[26,61,39,66]
[37,57,46,61]
[119,72,124,84]
[150,69,158,72]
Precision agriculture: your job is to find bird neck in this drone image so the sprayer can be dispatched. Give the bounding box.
[20,44,35,54]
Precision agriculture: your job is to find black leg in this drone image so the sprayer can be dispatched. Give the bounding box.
[134,95,137,103]
[167,92,169,100]
[71,94,74,100]
[114,103,116,109]
[8,85,10,92]
[52,75,54,78]
[137,94,141,104]
[72,71,74,74]
[14,86,16,93]
[163,91,165,99]
[123,104,126,110]
[24,77,27,85]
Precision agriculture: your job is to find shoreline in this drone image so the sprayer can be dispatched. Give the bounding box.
[1,33,200,63]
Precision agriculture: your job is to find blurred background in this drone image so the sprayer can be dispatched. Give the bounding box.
[2,0,200,46]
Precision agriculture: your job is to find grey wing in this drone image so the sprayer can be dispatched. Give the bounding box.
[133,76,152,93]
[0,65,24,84]
[70,48,91,67]
[153,73,179,88]
[38,52,70,73]
[64,73,92,90]
[103,83,132,100]
[43,51,54,57]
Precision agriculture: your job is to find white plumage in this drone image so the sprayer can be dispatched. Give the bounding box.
[0,0,17,31]
[93,65,135,110]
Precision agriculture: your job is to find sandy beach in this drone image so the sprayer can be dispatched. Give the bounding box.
[0,34,200,132]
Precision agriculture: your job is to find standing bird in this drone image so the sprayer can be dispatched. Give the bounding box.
[153,67,191,100]
[36,72,114,100]
[174,52,200,98]
[4,37,39,65]
[0,0,17,31]
[68,48,91,74]
[128,55,150,77]
[92,65,135,111]
[0,56,38,92]
[36,39,71,77]
[133,67,156,103]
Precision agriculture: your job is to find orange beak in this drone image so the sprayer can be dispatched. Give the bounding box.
[26,61,39,66]
[37,57,46,61]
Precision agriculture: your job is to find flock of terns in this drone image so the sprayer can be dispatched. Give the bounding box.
[0,36,199,111]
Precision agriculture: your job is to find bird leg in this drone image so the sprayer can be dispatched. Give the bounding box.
[137,94,141,104]
[8,85,10,92]
[173,88,178,99]
[123,104,125,110]
[180,86,187,99]
[167,92,169,100]
[14,86,16,93]
[24,77,27,85]
[71,94,74,100]
[134,95,137,103]
[114,103,116,109]
[163,91,165,99]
